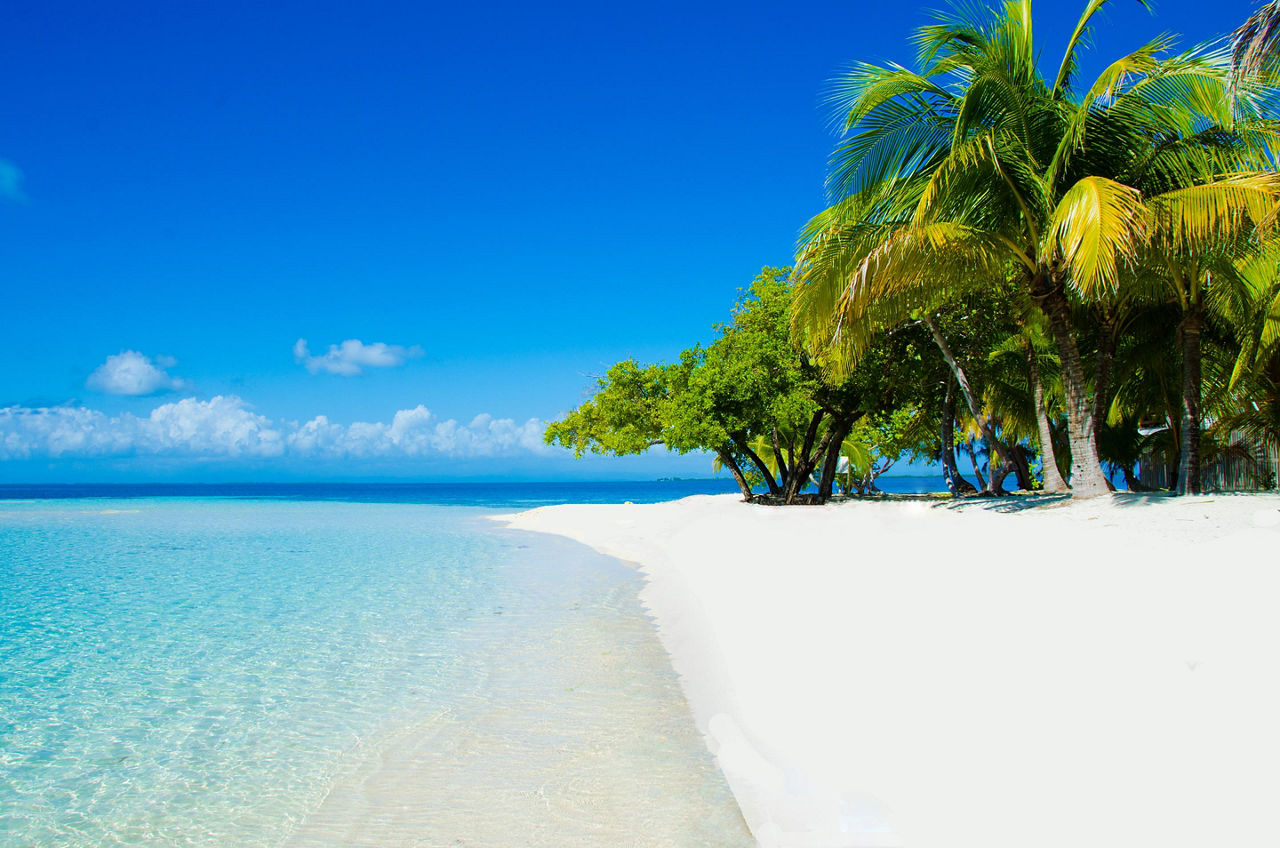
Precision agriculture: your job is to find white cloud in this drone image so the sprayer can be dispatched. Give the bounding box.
[0,158,25,202]
[86,351,186,396]
[144,396,284,457]
[286,405,547,459]
[0,397,282,459]
[0,397,548,463]
[294,338,424,376]
[0,405,135,459]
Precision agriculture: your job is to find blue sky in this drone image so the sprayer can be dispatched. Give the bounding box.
[0,0,1259,481]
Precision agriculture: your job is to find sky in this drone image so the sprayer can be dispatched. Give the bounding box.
[0,0,1261,482]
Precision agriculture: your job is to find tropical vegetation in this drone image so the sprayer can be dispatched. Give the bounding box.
[548,0,1280,502]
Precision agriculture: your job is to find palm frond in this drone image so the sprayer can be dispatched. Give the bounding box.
[1046,176,1148,297]
[1053,0,1156,98]
[1231,1,1280,80]
[1148,171,1280,255]
[826,63,954,134]
[826,100,954,201]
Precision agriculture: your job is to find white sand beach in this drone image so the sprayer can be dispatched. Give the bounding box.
[500,492,1280,848]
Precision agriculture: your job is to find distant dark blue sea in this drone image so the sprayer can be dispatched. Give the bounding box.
[0,475,945,506]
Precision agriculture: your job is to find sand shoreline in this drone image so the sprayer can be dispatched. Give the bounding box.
[499,492,1280,848]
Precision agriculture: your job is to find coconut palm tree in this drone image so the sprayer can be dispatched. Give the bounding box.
[795,0,1280,496]
[1217,238,1280,480]
[796,0,1138,496]
[1231,1,1280,81]
[1142,176,1280,492]
[985,313,1071,492]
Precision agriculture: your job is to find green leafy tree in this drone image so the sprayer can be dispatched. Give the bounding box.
[794,0,1280,497]
[548,267,932,502]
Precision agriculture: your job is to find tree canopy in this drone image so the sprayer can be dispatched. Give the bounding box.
[550,0,1280,501]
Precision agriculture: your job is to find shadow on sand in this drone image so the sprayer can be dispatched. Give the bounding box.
[937,492,1075,513]
[825,491,1074,513]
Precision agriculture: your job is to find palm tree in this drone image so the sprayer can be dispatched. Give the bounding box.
[1219,239,1280,480]
[795,0,1280,497]
[1231,1,1280,81]
[986,313,1072,492]
[1142,174,1280,492]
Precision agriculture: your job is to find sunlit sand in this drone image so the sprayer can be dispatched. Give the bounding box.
[502,492,1280,848]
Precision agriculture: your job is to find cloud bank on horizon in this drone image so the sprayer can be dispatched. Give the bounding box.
[0,396,548,461]
[294,338,424,376]
[86,351,187,396]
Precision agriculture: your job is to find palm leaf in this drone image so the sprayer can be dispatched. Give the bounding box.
[1053,0,1154,98]
[1148,171,1280,255]
[1231,0,1280,80]
[1046,175,1148,297]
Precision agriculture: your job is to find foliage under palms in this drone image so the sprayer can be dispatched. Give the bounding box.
[794,0,1280,496]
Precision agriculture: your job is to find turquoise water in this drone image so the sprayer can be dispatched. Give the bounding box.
[0,498,748,847]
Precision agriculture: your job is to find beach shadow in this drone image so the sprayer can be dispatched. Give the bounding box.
[1108,490,1278,508]
[1108,491,1178,508]
[939,492,1075,513]
[825,491,1074,513]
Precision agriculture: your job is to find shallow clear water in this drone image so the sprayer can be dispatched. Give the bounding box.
[0,499,748,847]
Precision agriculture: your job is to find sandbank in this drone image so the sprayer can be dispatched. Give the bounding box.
[499,491,1280,848]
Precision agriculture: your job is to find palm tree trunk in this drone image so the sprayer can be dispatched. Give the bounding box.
[1177,311,1204,495]
[1028,350,1070,493]
[1121,463,1150,492]
[1093,312,1117,438]
[1033,273,1111,496]
[1011,444,1034,491]
[923,314,1014,494]
[940,376,977,494]
[964,436,987,489]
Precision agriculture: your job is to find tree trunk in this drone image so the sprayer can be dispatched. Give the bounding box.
[1028,349,1070,493]
[1093,311,1117,438]
[784,411,838,504]
[964,436,987,489]
[924,314,1014,494]
[867,458,896,493]
[940,379,960,492]
[817,414,858,501]
[986,448,1012,495]
[1011,444,1034,491]
[1032,272,1111,496]
[738,439,782,495]
[770,428,789,490]
[715,448,754,500]
[1121,463,1150,492]
[940,377,977,495]
[1177,311,1204,496]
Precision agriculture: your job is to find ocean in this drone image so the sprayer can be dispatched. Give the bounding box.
[0,479,940,846]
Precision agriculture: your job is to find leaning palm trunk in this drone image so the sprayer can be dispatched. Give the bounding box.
[1177,311,1205,495]
[1028,351,1070,493]
[924,314,1015,494]
[940,376,978,494]
[964,437,988,488]
[1032,274,1112,496]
